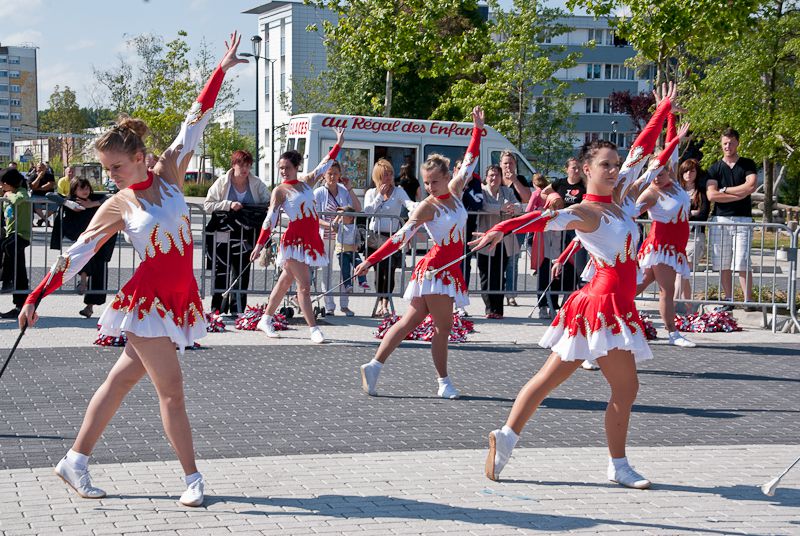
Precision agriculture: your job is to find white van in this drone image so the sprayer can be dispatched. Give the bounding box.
[284,113,536,193]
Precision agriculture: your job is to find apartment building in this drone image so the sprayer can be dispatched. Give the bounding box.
[0,43,38,166]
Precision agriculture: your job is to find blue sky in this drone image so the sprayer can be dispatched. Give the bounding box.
[2,0,581,111]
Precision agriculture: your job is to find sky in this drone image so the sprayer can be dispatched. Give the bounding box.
[1,0,585,112]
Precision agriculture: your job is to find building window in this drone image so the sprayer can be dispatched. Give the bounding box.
[10,113,21,120]
[0,71,7,78]
[584,131,629,149]
[0,85,7,92]
[264,73,271,111]
[11,127,20,133]
[9,57,20,65]
[604,64,635,80]
[0,112,8,120]
[587,29,614,45]
[0,56,6,63]
[586,63,602,79]
[585,98,602,114]
[10,99,21,106]
[9,85,20,93]
[9,71,20,78]
[280,21,286,57]
[0,99,8,106]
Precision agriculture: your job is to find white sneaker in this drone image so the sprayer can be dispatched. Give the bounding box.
[310,327,325,344]
[581,360,600,370]
[667,331,696,348]
[538,307,551,319]
[437,379,460,399]
[179,476,205,507]
[54,457,106,499]
[456,307,469,317]
[485,428,517,481]
[360,362,380,396]
[341,307,355,317]
[608,462,651,489]
[256,315,280,338]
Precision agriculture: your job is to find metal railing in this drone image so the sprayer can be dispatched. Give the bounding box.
[2,196,798,332]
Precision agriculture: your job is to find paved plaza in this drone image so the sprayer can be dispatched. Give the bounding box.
[0,294,798,534]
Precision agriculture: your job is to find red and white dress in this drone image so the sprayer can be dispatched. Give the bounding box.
[26,65,229,352]
[637,113,691,277]
[255,147,340,268]
[365,126,481,308]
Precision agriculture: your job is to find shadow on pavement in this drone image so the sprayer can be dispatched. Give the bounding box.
[540,397,799,419]
[639,368,800,383]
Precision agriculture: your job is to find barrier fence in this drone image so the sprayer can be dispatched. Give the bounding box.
[1,197,798,332]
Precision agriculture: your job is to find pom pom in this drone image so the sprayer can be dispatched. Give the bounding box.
[205,310,226,333]
[674,311,741,333]
[639,312,658,340]
[93,333,127,347]
[235,303,290,331]
[375,312,474,343]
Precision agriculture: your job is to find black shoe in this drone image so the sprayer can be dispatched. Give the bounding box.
[0,307,20,319]
[714,304,734,313]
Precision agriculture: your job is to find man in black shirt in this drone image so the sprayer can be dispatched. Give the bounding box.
[705,127,758,311]
[28,162,56,226]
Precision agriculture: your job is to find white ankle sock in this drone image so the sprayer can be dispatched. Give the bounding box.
[66,449,89,470]
[500,425,519,444]
[310,326,320,333]
[611,456,629,470]
[437,376,451,386]
[368,359,383,369]
[262,314,273,323]
[185,471,202,485]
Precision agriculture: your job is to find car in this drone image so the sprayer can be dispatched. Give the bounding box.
[103,177,119,194]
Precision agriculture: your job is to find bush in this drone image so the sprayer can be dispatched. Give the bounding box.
[695,284,798,305]
[183,181,211,197]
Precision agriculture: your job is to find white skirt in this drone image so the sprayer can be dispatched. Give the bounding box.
[98,303,207,355]
[639,249,691,278]
[539,323,653,362]
[403,277,470,308]
[277,244,329,268]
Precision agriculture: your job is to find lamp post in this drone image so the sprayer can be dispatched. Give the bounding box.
[241,34,263,180]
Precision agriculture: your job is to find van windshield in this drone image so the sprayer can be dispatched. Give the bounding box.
[424,145,471,173]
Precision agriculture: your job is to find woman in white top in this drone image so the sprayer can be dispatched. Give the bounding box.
[313,162,360,316]
[203,149,270,315]
[362,159,417,316]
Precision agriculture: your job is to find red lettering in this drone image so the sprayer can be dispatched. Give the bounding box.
[402,122,426,134]
[352,117,401,134]
[321,117,349,129]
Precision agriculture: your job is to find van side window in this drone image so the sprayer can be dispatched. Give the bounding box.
[296,138,306,157]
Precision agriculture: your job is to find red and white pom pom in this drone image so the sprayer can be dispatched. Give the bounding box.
[205,310,226,333]
[235,303,290,331]
[375,312,474,343]
[674,311,741,333]
[93,333,127,347]
[639,312,658,340]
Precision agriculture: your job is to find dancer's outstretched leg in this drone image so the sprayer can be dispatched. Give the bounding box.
[424,294,458,398]
[360,297,428,396]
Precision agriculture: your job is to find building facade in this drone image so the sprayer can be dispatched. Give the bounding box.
[244,0,337,184]
[214,109,257,140]
[0,43,38,166]
[544,16,653,153]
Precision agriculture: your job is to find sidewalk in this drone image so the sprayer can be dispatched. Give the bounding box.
[1,445,798,535]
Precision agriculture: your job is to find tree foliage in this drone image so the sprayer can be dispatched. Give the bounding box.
[306,0,488,117]
[432,0,581,175]
[204,124,256,172]
[607,90,655,132]
[39,85,87,165]
[93,32,239,152]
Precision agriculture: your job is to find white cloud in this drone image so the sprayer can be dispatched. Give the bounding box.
[0,0,42,20]
[38,61,87,105]
[66,39,96,52]
[2,30,44,48]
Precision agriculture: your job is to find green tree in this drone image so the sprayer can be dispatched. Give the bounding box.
[684,1,800,221]
[93,31,239,153]
[204,124,256,172]
[308,0,488,117]
[39,85,88,165]
[433,0,580,175]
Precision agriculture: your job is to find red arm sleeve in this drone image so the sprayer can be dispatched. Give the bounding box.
[490,210,553,235]
[555,239,582,266]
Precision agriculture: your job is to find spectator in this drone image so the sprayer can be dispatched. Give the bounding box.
[476,165,521,318]
[675,159,710,313]
[527,173,562,318]
[203,149,270,315]
[51,178,117,318]
[0,168,31,318]
[57,165,76,197]
[28,162,56,226]
[705,127,758,311]
[313,161,361,316]
[363,158,416,316]
[145,152,158,171]
[398,163,420,202]
[8,162,17,169]
[332,205,369,316]
[499,151,533,306]
[540,157,589,307]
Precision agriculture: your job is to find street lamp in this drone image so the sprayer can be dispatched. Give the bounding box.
[241,34,263,180]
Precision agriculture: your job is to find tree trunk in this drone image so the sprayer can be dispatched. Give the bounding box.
[763,158,774,223]
[384,70,393,117]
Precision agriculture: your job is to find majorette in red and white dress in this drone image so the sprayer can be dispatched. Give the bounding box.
[637,113,691,278]
[255,146,341,268]
[26,65,229,352]
[488,96,677,362]
[364,125,482,308]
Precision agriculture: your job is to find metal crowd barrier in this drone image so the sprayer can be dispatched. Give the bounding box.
[2,196,798,332]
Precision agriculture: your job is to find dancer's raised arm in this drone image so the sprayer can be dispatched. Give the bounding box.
[449,106,484,195]
[299,127,345,184]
